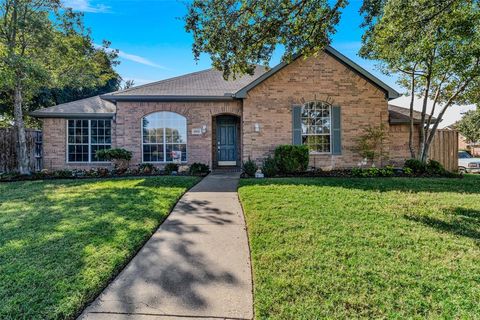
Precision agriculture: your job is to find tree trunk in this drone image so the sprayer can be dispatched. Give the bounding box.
[408,74,416,158]
[13,83,30,175]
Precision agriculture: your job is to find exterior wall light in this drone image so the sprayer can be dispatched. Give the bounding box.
[254,123,260,132]
[202,125,207,133]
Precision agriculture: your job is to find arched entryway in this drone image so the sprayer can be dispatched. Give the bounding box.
[212,114,241,168]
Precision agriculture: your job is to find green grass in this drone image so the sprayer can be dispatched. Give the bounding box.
[239,175,480,319]
[0,176,199,319]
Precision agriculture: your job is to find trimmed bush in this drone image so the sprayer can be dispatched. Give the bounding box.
[189,162,210,176]
[404,158,427,174]
[274,145,309,174]
[426,160,446,175]
[243,158,258,177]
[262,156,278,177]
[164,163,179,175]
[96,148,133,172]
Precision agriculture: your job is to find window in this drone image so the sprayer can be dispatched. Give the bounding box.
[67,119,112,162]
[142,112,187,163]
[301,101,331,153]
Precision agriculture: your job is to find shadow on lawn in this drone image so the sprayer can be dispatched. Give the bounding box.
[0,177,207,318]
[241,174,480,194]
[405,207,480,244]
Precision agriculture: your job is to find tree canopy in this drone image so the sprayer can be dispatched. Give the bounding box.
[185,0,347,79]
[0,0,120,173]
[456,108,480,145]
[360,0,480,161]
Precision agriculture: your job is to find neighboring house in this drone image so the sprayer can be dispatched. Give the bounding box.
[32,46,423,170]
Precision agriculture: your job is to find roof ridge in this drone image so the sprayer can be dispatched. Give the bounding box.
[110,68,215,95]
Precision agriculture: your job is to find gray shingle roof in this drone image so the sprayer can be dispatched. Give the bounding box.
[104,66,268,99]
[388,104,436,124]
[30,96,116,118]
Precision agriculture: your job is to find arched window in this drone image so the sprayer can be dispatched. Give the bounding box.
[301,101,331,153]
[142,112,187,162]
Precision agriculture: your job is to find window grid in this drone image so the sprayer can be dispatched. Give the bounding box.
[301,101,332,153]
[142,112,187,163]
[67,119,112,163]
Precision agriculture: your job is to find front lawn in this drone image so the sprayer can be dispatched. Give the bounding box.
[0,176,199,319]
[239,175,480,319]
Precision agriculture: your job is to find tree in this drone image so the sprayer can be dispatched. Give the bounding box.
[456,109,480,147]
[185,0,347,79]
[360,0,480,162]
[0,1,120,174]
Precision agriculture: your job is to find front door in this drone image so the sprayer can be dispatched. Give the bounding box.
[216,116,237,166]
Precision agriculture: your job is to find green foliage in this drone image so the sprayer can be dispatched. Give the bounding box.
[354,124,389,165]
[238,175,480,318]
[274,145,309,174]
[0,176,199,318]
[351,166,395,178]
[426,159,446,175]
[261,156,278,177]
[456,109,480,145]
[189,162,210,176]
[184,0,347,78]
[164,163,179,175]
[404,158,427,174]
[360,0,480,161]
[243,158,258,177]
[403,167,414,176]
[96,148,133,161]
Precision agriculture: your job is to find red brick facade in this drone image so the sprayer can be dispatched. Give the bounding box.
[42,53,417,170]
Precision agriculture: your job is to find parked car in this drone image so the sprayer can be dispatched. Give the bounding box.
[458,151,480,174]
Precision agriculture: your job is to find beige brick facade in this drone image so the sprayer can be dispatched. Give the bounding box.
[41,52,417,171]
[243,52,390,169]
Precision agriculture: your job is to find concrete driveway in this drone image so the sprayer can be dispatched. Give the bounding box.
[78,172,253,320]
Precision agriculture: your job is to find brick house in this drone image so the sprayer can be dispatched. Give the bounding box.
[32,46,422,170]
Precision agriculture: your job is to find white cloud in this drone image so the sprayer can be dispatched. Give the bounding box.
[63,0,109,13]
[94,44,167,69]
[117,51,166,69]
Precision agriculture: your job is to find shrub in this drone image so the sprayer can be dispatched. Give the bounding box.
[262,156,278,177]
[426,160,446,175]
[189,162,210,176]
[164,163,179,175]
[274,145,309,174]
[379,165,395,177]
[403,167,414,176]
[243,158,258,177]
[96,148,133,172]
[351,167,381,177]
[404,158,427,174]
[138,163,155,174]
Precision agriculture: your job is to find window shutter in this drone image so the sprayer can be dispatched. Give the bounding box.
[292,105,302,145]
[331,106,342,155]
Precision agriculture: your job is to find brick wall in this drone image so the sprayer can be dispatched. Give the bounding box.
[388,124,420,166]
[242,51,391,169]
[115,101,242,168]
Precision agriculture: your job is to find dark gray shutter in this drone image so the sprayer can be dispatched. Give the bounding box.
[292,105,302,145]
[331,106,342,155]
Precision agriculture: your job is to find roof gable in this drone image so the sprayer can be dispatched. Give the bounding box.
[235,46,400,100]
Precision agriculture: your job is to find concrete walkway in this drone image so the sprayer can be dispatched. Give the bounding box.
[79,172,253,320]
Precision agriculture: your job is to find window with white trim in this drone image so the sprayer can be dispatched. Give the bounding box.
[142,112,187,162]
[301,101,331,153]
[67,119,112,162]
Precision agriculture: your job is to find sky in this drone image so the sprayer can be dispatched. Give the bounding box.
[63,0,401,91]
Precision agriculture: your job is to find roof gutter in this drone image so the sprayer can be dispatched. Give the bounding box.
[30,112,115,119]
[101,95,236,102]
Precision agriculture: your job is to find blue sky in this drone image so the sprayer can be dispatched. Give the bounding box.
[64,0,402,92]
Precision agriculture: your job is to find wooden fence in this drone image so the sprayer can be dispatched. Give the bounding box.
[429,129,458,172]
[0,128,42,173]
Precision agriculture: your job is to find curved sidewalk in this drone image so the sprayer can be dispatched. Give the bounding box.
[79,172,253,320]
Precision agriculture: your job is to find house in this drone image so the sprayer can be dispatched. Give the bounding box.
[32,46,422,170]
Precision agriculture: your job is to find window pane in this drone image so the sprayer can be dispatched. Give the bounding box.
[142,112,187,162]
[301,102,331,153]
